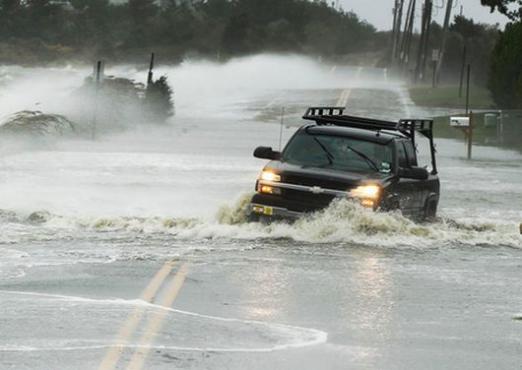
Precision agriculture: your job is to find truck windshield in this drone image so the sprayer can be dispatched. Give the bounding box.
[282,131,393,173]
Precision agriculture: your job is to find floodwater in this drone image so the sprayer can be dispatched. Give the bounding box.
[0,55,521,370]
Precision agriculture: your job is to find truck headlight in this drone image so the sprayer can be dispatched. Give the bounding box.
[350,184,381,200]
[260,170,281,182]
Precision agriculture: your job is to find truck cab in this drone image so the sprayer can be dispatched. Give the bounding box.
[250,107,440,221]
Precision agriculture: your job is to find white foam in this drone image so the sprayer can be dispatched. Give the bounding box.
[0,290,327,353]
[1,196,521,249]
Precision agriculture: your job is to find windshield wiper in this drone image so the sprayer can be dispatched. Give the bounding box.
[345,145,380,172]
[311,136,334,165]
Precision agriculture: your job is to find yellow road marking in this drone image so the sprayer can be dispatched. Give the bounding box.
[336,67,363,107]
[336,89,352,107]
[97,260,177,370]
[126,263,189,370]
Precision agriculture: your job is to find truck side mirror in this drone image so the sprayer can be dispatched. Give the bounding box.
[253,146,281,160]
[399,166,429,180]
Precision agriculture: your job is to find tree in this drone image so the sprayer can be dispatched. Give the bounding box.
[127,0,158,47]
[222,12,252,55]
[145,76,174,123]
[0,0,21,13]
[481,0,522,21]
[0,0,381,63]
[488,21,522,108]
[68,0,113,53]
[445,16,499,86]
[0,0,22,36]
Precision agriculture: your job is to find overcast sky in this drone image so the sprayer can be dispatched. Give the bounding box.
[340,0,509,30]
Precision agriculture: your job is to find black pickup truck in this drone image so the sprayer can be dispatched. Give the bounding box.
[250,107,440,221]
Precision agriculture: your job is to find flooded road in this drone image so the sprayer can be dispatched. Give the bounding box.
[0,56,521,369]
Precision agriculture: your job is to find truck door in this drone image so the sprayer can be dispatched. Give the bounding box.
[395,140,419,216]
[403,140,426,211]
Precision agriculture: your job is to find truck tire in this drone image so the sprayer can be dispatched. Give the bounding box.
[423,197,438,222]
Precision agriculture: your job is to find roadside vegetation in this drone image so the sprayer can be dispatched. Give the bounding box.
[406,15,500,108]
[0,0,521,112]
[408,85,496,109]
[0,0,377,64]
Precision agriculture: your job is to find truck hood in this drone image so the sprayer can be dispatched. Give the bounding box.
[265,161,392,191]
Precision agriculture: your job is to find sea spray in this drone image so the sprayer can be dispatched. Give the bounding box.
[216,193,254,225]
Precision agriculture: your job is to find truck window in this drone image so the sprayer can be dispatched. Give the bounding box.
[404,141,418,166]
[397,142,408,168]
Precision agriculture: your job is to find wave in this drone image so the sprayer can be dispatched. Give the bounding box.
[1,197,520,249]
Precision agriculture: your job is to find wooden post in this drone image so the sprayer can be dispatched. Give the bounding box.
[467,111,473,160]
[92,60,102,140]
[465,64,472,159]
[147,52,155,86]
[465,64,471,115]
[279,107,285,151]
[432,60,437,88]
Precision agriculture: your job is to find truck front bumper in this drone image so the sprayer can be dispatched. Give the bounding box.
[250,203,303,220]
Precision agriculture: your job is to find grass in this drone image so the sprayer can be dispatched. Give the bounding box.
[408,85,496,109]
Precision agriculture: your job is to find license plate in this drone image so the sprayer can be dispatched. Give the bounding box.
[253,205,273,216]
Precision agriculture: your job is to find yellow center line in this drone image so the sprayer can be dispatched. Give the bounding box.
[126,263,189,370]
[336,89,352,107]
[336,67,363,108]
[97,259,177,370]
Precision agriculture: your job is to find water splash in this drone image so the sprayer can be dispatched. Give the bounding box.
[1,199,520,249]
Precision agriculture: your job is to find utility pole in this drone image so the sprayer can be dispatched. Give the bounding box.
[391,0,399,64]
[420,0,432,81]
[403,0,416,69]
[458,45,467,98]
[399,0,414,66]
[434,0,454,86]
[394,0,405,62]
[415,0,431,83]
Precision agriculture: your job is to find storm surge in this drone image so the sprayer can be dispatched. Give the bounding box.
[1,199,520,250]
[1,55,521,253]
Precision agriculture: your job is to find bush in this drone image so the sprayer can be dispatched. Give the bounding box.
[488,21,522,108]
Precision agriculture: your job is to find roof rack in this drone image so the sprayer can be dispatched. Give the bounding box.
[303,107,434,138]
[302,107,438,174]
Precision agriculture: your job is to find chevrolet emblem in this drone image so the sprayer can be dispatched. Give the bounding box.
[311,186,324,194]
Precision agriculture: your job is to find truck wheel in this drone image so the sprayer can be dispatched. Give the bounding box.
[247,213,272,224]
[423,198,438,222]
[382,195,400,212]
[247,213,260,223]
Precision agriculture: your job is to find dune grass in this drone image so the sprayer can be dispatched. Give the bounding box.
[409,85,496,109]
